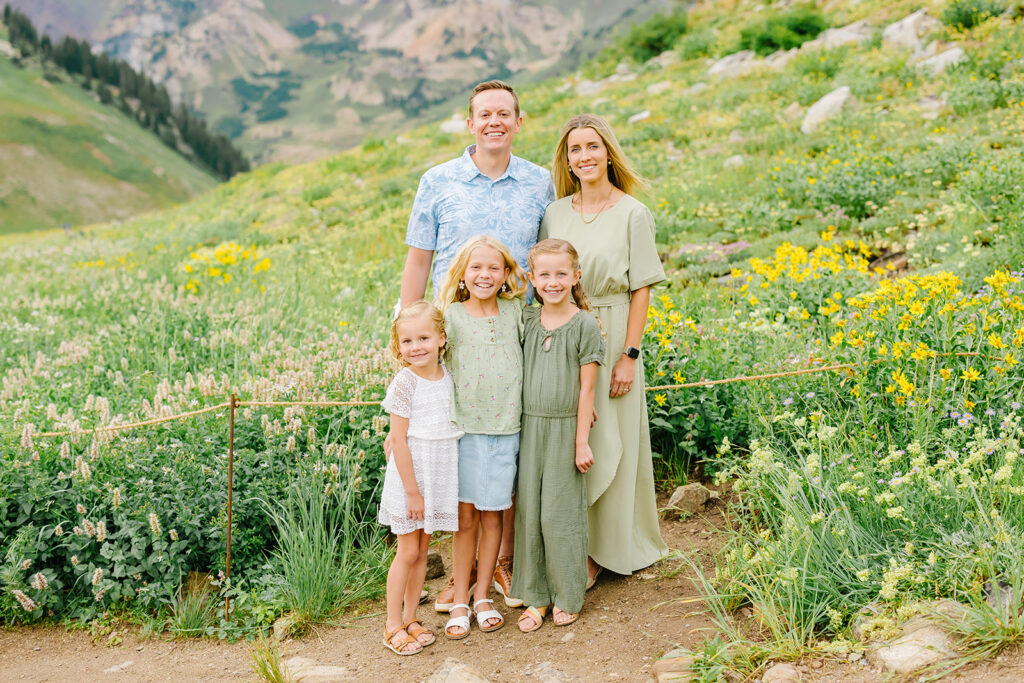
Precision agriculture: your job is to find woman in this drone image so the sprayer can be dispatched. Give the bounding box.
[539,113,668,582]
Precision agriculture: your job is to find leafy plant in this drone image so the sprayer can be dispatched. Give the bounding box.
[738,6,828,56]
[620,10,689,62]
[941,0,1007,29]
[167,586,217,637]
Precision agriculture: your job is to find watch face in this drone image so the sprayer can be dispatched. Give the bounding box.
[626,346,640,359]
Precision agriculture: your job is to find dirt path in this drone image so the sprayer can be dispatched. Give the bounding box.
[2,497,1024,682]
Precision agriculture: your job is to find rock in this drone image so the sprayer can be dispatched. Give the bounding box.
[627,110,651,125]
[616,62,632,76]
[927,599,969,623]
[809,658,824,669]
[592,97,611,106]
[916,48,967,75]
[426,548,445,580]
[685,82,709,95]
[531,661,568,682]
[801,86,855,134]
[851,602,884,642]
[0,39,19,59]
[103,661,134,674]
[440,114,466,134]
[652,649,695,682]
[561,631,575,643]
[848,652,863,662]
[984,579,1017,614]
[575,80,604,96]
[783,102,803,121]
[765,48,798,70]
[762,662,801,682]
[650,50,679,68]
[282,657,353,683]
[555,81,572,94]
[802,20,872,51]
[707,50,760,79]
[647,81,672,95]
[696,142,725,159]
[866,616,954,674]
[917,95,946,120]
[883,10,941,54]
[272,614,296,641]
[723,155,745,169]
[427,658,490,683]
[667,483,713,515]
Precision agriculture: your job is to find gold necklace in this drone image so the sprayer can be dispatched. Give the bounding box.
[575,190,613,224]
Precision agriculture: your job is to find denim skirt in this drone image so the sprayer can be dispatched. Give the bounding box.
[457,433,519,511]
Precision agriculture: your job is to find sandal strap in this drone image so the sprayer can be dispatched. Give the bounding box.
[404,620,432,637]
[384,628,420,652]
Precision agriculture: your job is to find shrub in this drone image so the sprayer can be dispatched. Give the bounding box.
[738,6,828,56]
[941,0,1007,29]
[620,9,689,62]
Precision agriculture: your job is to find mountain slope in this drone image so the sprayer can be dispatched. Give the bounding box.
[0,51,217,234]
[6,0,672,163]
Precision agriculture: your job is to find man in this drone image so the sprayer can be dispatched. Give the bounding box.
[398,79,553,616]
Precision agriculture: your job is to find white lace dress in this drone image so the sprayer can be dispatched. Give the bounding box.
[378,366,463,535]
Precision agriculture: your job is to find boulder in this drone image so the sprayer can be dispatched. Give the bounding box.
[282,657,352,683]
[723,154,746,169]
[652,649,695,682]
[647,81,672,95]
[915,48,967,75]
[575,80,604,96]
[685,82,709,95]
[783,101,803,121]
[440,115,466,134]
[427,658,490,683]
[707,50,760,79]
[272,613,296,641]
[426,548,445,580]
[802,20,872,51]
[0,39,19,59]
[762,662,801,682]
[883,10,941,54]
[866,616,954,674]
[765,49,798,70]
[628,110,652,125]
[650,50,679,69]
[667,483,713,515]
[801,86,855,134]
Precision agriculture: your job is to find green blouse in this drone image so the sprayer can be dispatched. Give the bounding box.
[444,297,524,434]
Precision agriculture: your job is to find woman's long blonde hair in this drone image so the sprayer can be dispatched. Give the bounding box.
[435,235,527,312]
[527,239,592,312]
[551,113,647,199]
[389,300,445,366]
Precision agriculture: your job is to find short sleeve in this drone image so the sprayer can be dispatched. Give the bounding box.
[501,297,526,346]
[443,305,459,358]
[381,368,416,418]
[538,206,551,242]
[405,173,438,251]
[577,313,606,367]
[627,204,666,291]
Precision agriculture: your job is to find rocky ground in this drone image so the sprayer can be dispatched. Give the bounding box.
[2,490,1024,682]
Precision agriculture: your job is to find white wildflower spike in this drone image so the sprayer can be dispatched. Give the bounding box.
[46,403,58,421]
[96,521,107,542]
[54,524,63,537]
[169,529,179,541]
[20,559,32,571]
[13,590,37,611]
[20,423,34,450]
[82,519,96,537]
[92,568,103,586]
[71,555,79,566]
[112,488,121,508]
[30,573,48,590]
[148,513,161,535]
[76,503,87,515]
[60,442,70,459]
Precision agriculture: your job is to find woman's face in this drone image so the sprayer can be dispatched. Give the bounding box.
[566,127,609,184]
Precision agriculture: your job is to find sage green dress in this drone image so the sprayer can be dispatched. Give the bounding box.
[539,194,669,575]
[512,307,605,614]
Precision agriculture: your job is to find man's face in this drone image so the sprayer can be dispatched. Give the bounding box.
[467,89,521,155]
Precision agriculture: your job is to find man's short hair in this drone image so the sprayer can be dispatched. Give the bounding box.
[469,80,520,118]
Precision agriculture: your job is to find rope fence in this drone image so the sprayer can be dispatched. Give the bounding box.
[16,348,986,619]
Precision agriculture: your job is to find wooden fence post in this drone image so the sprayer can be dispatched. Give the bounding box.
[225,393,236,621]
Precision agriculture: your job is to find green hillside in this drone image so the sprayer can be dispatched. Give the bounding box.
[4,0,1024,674]
[0,51,217,234]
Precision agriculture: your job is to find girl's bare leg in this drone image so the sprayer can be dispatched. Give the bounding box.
[401,531,432,643]
[449,502,479,636]
[474,510,503,628]
[385,531,423,653]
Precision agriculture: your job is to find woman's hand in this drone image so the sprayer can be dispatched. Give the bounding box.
[609,355,636,398]
[406,491,425,520]
[575,443,595,473]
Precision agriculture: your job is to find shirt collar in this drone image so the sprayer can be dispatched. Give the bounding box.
[459,145,520,182]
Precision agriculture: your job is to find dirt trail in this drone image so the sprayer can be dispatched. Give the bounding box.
[2,498,1024,682]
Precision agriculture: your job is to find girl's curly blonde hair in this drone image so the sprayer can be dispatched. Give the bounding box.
[435,235,527,312]
[389,300,445,366]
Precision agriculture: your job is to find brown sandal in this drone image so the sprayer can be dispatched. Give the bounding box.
[552,607,579,626]
[383,625,423,656]
[404,619,435,647]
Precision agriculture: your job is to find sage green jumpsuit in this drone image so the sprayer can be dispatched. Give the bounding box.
[511,307,605,614]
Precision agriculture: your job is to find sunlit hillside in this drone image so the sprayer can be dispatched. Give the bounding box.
[0,49,217,234]
[4,0,1024,675]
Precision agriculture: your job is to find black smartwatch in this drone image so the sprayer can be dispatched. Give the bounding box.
[624,346,640,359]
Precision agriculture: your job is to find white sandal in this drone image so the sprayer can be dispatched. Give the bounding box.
[473,598,504,633]
[444,603,471,640]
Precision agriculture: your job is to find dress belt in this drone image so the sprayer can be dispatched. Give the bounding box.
[589,292,631,307]
[523,410,577,418]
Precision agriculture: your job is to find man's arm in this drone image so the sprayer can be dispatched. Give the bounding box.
[399,246,434,307]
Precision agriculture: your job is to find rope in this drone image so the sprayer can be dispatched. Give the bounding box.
[36,402,231,438]
[26,350,991,439]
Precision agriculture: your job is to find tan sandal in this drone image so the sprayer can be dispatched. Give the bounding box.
[404,619,435,646]
[518,605,548,633]
[552,607,579,626]
[383,625,423,656]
